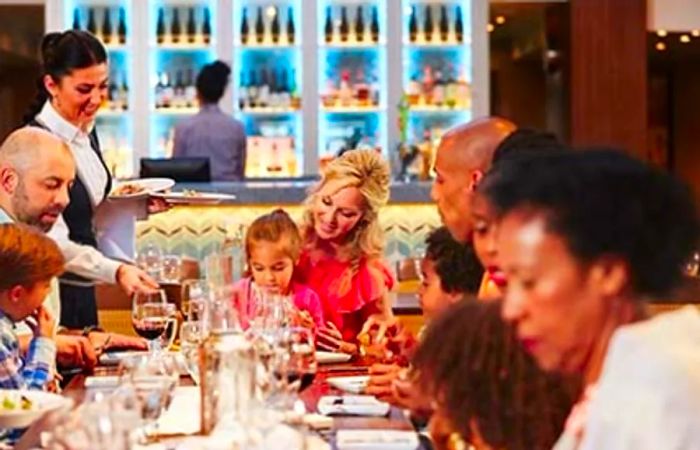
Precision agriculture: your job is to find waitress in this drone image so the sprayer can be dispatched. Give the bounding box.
[23,30,158,329]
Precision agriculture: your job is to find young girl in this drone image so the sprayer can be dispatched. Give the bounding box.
[234,209,324,330]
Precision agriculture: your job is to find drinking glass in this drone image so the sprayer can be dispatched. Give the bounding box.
[158,302,178,351]
[179,320,205,384]
[161,254,181,283]
[181,279,207,321]
[136,243,163,281]
[131,290,172,353]
[270,327,317,410]
[205,251,234,287]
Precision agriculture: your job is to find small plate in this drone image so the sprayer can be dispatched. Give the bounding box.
[318,395,390,417]
[0,390,72,429]
[109,178,175,200]
[326,375,370,394]
[315,351,352,365]
[336,429,419,450]
[152,191,237,205]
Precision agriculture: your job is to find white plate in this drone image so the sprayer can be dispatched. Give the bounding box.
[317,395,390,417]
[315,351,352,365]
[152,191,237,205]
[336,429,419,450]
[326,375,370,394]
[109,177,175,200]
[0,389,72,429]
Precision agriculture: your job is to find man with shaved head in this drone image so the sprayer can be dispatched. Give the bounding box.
[431,117,516,243]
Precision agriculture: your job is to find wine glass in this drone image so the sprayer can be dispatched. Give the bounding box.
[272,327,317,409]
[161,254,181,283]
[181,279,206,321]
[137,243,163,281]
[131,290,170,353]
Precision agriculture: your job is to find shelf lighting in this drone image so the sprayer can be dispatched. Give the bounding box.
[655,41,666,51]
[656,29,667,37]
[495,16,506,25]
[487,23,494,33]
[680,34,691,43]
[692,30,700,37]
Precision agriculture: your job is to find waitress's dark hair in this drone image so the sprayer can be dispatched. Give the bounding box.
[23,30,107,124]
[196,60,231,104]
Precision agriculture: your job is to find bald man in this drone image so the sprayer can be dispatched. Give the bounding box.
[431,117,516,243]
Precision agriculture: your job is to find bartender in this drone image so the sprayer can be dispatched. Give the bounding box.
[172,60,247,181]
[23,30,158,329]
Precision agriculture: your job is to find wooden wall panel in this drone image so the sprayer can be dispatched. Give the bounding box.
[570,0,648,158]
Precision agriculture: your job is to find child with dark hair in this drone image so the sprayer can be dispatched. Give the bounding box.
[413,300,579,450]
[173,60,247,181]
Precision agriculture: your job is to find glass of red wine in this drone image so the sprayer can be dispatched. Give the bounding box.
[132,289,172,353]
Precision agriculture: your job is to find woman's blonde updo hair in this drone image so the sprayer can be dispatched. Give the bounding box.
[302,149,391,262]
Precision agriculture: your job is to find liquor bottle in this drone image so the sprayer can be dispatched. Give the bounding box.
[241,7,250,44]
[423,5,434,42]
[185,69,197,108]
[117,8,127,44]
[454,6,464,42]
[271,7,280,44]
[102,8,113,44]
[370,7,379,43]
[422,66,434,104]
[255,6,265,44]
[258,68,270,107]
[119,75,129,110]
[247,70,259,108]
[286,7,295,44]
[155,73,165,108]
[324,7,334,43]
[339,7,349,42]
[202,7,212,44]
[87,8,97,36]
[355,69,370,105]
[174,70,185,108]
[445,67,458,108]
[239,71,248,110]
[156,8,166,44]
[338,70,352,106]
[268,70,279,107]
[108,79,119,109]
[162,72,174,108]
[72,8,81,30]
[439,5,449,42]
[289,69,300,109]
[279,69,291,108]
[355,6,365,42]
[433,69,445,106]
[187,7,197,44]
[171,8,182,43]
[408,5,417,43]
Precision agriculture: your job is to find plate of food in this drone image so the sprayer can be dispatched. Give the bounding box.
[151,190,237,205]
[109,178,175,200]
[315,351,352,365]
[0,389,72,429]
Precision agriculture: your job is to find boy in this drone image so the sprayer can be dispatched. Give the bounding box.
[0,223,62,390]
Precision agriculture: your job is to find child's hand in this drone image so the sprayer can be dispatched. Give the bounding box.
[294,310,315,330]
[31,306,55,338]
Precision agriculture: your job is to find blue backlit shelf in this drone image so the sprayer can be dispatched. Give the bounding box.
[240,107,301,115]
[152,107,199,115]
[321,105,383,114]
[239,42,299,50]
[404,41,469,49]
[321,41,386,49]
[104,43,130,52]
[151,43,214,51]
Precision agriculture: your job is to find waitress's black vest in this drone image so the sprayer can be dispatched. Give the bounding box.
[29,119,112,284]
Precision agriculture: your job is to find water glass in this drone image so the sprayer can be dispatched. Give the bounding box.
[181,279,207,321]
[180,320,204,384]
[136,243,163,281]
[161,254,182,283]
[205,252,234,287]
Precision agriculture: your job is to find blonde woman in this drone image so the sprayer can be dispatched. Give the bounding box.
[296,149,394,355]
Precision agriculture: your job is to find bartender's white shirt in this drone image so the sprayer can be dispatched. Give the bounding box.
[35,102,129,282]
[568,306,700,450]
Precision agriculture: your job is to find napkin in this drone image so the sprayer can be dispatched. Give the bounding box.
[155,386,201,435]
[326,375,370,394]
[336,429,420,450]
[317,396,390,417]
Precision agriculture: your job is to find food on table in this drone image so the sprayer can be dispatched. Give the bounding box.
[1,394,34,411]
[111,183,146,196]
[182,189,202,197]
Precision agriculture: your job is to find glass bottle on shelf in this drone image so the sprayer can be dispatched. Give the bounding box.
[108,79,119,110]
[433,69,445,106]
[290,69,300,109]
[162,72,174,108]
[439,5,449,42]
[172,8,182,43]
[203,7,212,44]
[355,6,365,42]
[248,70,258,108]
[370,6,379,43]
[324,6,334,43]
[445,67,458,108]
[185,69,197,108]
[72,8,81,30]
[87,8,97,37]
[454,6,464,42]
[255,6,264,44]
[408,5,417,43]
[338,70,352,107]
[117,7,127,44]
[271,6,280,44]
[187,7,197,43]
[239,71,248,110]
[174,71,185,108]
[156,8,166,44]
[102,8,113,44]
[339,7,349,42]
[279,69,291,108]
[423,5,433,42]
[241,7,249,44]
[258,68,270,107]
[119,75,129,111]
[155,72,165,108]
[286,7,295,44]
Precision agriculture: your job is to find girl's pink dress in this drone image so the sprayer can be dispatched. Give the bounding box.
[233,277,324,329]
[295,250,395,342]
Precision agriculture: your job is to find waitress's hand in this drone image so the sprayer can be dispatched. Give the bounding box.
[116,264,160,296]
[147,196,171,215]
[317,321,358,354]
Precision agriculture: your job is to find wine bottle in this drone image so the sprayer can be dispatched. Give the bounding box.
[239,71,248,110]
[117,8,127,44]
[424,5,434,42]
[258,68,270,107]
[202,7,212,44]
[286,7,295,44]
[241,7,249,44]
[87,8,97,36]
[355,6,365,42]
[324,6,334,43]
[119,75,129,110]
[185,69,197,108]
[339,7,349,42]
[186,7,196,43]
[408,5,417,43]
[171,8,182,43]
[102,8,113,44]
[162,72,174,108]
[72,8,81,30]
[156,8,166,44]
[439,5,449,42]
[271,7,280,44]
[370,7,379,43]
[155,72,165,108]
[255,6,264,44]
[454,6,464,42]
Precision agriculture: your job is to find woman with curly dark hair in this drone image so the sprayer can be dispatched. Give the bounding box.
[481,149,700,449]
[413,300,579,450]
